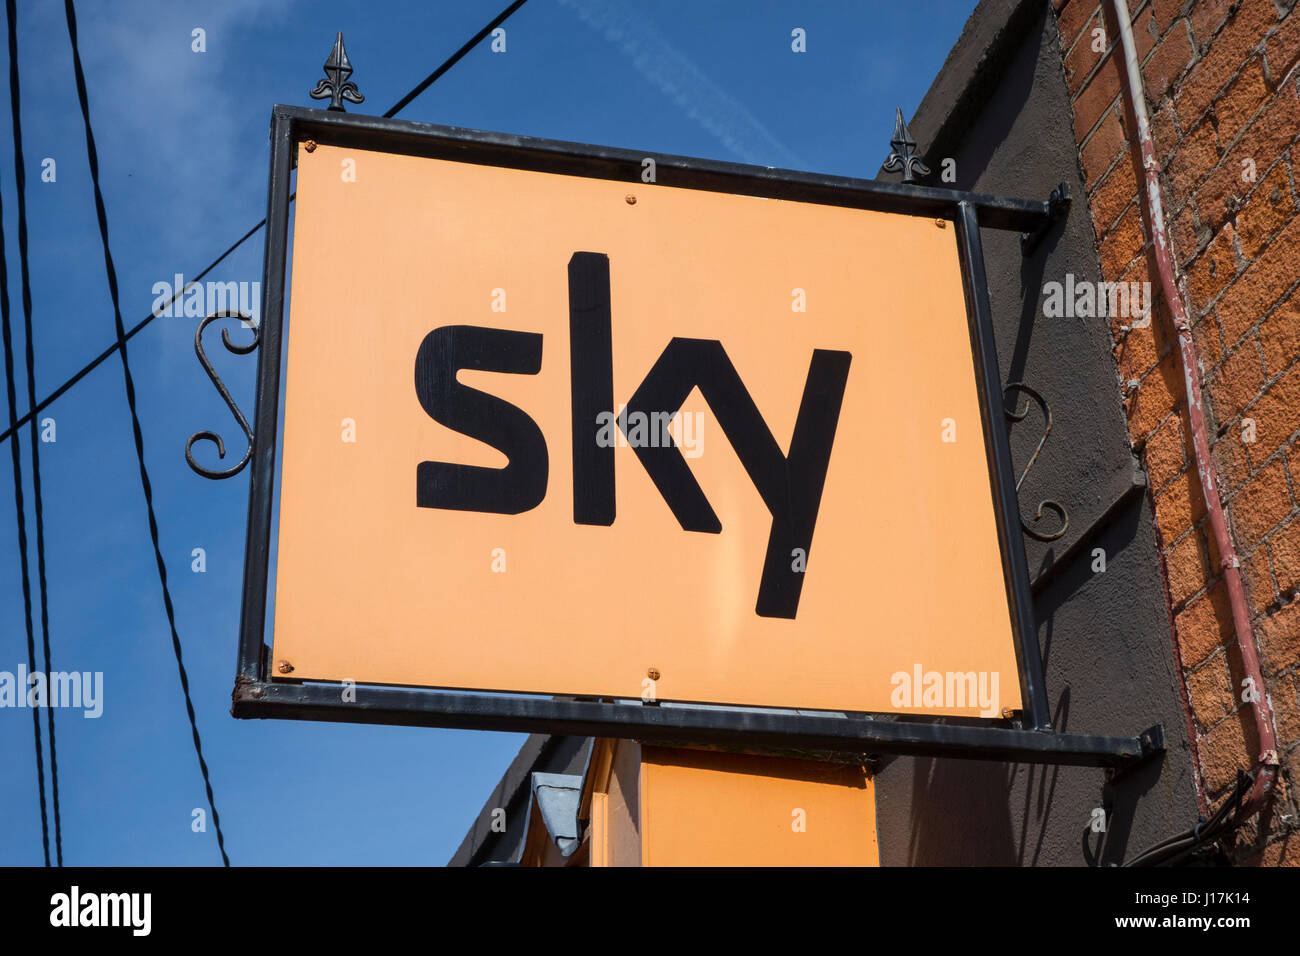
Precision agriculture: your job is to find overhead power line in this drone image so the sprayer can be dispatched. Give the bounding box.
[0,50,50,870]
[383,0,528,117]
[6,0,535,865]
[62,0,230,865]
[0,0,533,450]
[5,0,61,865]
[0,218,264,447]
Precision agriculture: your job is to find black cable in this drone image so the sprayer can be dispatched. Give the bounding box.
[383,0,529,117]
[7,0,61,866]
[0,0,533,451]
[1123,770,1252,866]
[62,0,228,865]
[49,0,535,868]
[0,52,49,870]
[0,218,264,447]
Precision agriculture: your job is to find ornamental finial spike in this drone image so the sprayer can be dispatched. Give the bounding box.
[882,106,930,184]
[310,31,365,111]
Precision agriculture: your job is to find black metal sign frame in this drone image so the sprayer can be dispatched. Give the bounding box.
[227,104,1161,770]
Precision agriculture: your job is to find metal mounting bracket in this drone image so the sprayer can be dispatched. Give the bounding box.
[1020,181,1071,255]
[1105,724,1166,782]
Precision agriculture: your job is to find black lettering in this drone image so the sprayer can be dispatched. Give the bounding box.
[413,325,547,514]
[622,338,851,618]
[569,252,616,526]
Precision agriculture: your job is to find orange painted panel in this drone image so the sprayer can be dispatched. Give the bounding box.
[639,747,878,866]
[270,141,1020,715]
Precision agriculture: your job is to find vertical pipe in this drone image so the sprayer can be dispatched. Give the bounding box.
[1109,0,1277,813]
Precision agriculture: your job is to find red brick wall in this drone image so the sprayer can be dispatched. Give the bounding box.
[1054,0,1300,864]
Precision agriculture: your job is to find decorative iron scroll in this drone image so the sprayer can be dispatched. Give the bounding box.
[1003,382,1068,542]
[186,311,259,480]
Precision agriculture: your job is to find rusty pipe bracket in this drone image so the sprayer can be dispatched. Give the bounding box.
[1020,181,1070,256]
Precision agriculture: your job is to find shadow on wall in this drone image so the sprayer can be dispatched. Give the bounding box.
[894,495,1166,865]
[898,717,1166,866]
[899,689,1074,867]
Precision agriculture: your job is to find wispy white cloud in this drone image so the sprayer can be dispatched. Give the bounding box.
[16,0,298,382]
[64,0,295,245]
[558,0,806,170]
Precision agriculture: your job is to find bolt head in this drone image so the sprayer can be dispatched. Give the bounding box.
[303,140,317,153]
[278,660,294,674]
[646,667,660,681]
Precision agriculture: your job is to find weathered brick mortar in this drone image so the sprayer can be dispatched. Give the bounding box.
[1055,0,1300,863]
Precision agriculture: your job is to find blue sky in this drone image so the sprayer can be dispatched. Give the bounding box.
[0,0,977,866]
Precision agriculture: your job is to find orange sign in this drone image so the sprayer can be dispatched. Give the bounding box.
[269,140,1021,717]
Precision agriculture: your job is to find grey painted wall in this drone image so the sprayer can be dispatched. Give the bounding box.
[871,0,1199,865]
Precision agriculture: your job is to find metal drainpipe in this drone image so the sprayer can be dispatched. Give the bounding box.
[1109,0,1278,816]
